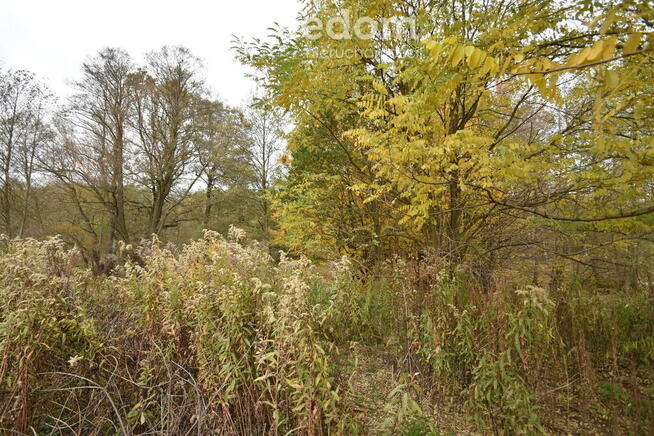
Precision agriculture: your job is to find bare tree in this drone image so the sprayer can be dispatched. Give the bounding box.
[246,98,284,240]
[75,48,132,245]
[197,102,252,229]
[16,92,52,237]
[132,46,212,235]
[0,68,52,237]
[42,48,134,253]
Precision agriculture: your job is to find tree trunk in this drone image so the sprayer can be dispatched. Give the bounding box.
[18,179,31,238]
[447,169,464,267]
[203,175,215,229]
[112,133,129,243]
[2,93,18,237]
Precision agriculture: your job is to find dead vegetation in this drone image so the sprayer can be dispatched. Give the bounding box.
[0,232,652,434]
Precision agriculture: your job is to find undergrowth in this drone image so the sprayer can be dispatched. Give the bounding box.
[1,233,652,434]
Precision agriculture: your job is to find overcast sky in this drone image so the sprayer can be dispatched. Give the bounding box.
[0,0,301,106]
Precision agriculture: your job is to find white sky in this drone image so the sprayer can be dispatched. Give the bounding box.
[0,0,301,107]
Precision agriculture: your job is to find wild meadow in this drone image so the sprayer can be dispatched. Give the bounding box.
[1,230,652,434]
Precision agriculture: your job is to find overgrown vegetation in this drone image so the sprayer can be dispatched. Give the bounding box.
[1,233,652,434]
[2,0,654,434]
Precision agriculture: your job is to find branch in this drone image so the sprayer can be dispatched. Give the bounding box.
[485,188,654,222]
[512,50,649,76]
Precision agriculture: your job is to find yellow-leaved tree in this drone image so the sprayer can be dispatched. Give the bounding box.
[238,0,653,280]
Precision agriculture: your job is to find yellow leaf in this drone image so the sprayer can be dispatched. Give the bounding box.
[483,56,498,75]
[586,40,604,62]
[451,45,464,67]
[568,46,592,66]
[566,53,580,66]
[602,36,617,60]
[624,32,642,54]
[467,49,484,68]
[585,14,603,30]
[602,100,626,121]
[372,80,389,95]
[605,70,619,90]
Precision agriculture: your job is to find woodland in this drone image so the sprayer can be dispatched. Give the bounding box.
[1,0,653,434]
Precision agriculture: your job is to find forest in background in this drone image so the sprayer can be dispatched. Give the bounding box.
[1,0,654,434]
[0,46,285,272]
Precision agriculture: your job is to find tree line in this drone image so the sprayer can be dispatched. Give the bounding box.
[2,0,654,292]
[0,47,283,271]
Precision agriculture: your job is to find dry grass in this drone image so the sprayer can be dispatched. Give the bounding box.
[0,233,652,435]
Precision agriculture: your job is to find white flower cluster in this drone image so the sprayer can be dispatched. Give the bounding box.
[515,285,554,313]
